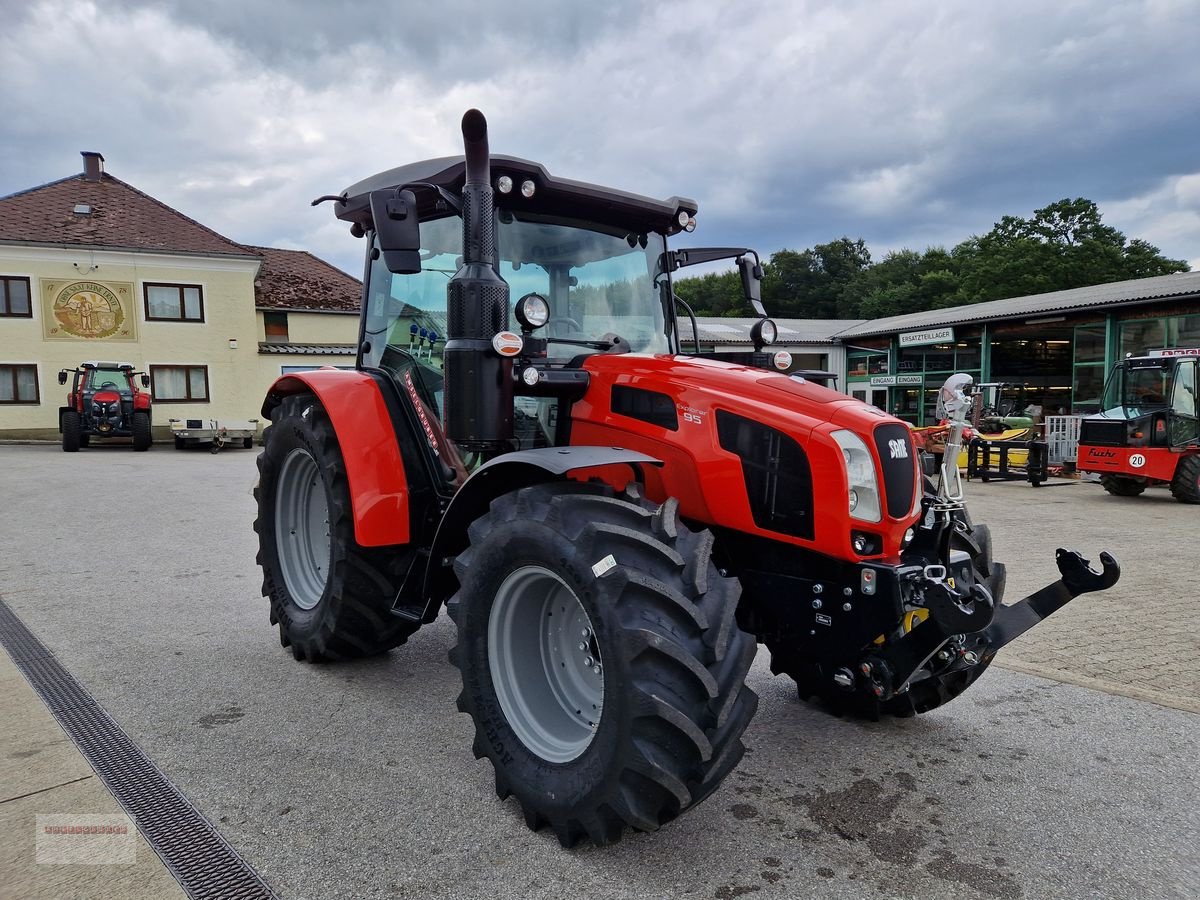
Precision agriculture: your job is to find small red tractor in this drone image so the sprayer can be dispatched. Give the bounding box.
[58,361,152,452]
[254,111,1120,845]
[1077,349,1200,500]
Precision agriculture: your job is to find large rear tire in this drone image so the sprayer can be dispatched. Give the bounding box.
[767,523,1005,720]
[1102,474,1146,497]
[62,412,81,452]
[253,393,418,661]
[1169,455,1200,504]
[448,482,758,846]
[131,411,152,451]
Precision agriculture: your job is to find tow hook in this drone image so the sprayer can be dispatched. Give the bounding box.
[983,549,1120,651]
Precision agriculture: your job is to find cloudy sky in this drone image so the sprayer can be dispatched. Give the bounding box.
[2,0,1198,276]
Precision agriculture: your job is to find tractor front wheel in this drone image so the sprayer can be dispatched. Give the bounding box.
[448,483,758,846]
[1170,455,1200,504]
[131,411,152,451]
[253,393,418,661]
[62,412,81,452]
[1101,474,1146,497]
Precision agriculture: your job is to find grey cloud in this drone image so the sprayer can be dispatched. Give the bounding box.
[1,0,1198,279]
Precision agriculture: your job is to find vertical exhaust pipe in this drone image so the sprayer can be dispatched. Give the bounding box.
[443,109,513,451]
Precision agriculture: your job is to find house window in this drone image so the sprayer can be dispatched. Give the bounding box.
[144,283,204,322]
[0,364,39,403]
[150,365,209,402]
[264,311,289,343]
[0,277,32,317]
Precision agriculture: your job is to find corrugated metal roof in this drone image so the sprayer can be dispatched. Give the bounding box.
[833,271,1200,338]
[257,342,357,355]
[681,316,865,345]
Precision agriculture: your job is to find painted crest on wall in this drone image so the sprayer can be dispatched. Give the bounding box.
[42,280,137,341]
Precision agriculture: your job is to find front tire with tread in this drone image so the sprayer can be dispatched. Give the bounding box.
[448,482,758,847]
[62,412,81,452]
[254,393,418,661]
[131,411,152,451]
[1102,474,1146,497]
[1170,455,1200,504]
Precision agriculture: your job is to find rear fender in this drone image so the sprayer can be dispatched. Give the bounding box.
[419,447,662,620]
[262,370,410,547]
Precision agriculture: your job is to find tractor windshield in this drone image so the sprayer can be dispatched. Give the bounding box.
[87,368,130,392]
[362,213,671,375]
[1099,361,1171,418]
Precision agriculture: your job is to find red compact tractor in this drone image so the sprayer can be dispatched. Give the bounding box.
[1077,350,1200,500]
[254,111,1120,846]
[58,362,152,452]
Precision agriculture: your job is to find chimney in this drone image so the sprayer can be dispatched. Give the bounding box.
[81,151,105,182]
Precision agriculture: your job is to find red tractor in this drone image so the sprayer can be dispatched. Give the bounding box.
[1077,349,1200,500]
[58,361,153,452]
[254,111,1120,846]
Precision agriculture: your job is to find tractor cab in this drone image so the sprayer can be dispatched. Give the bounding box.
[1077,350,1200,500]
[1082,352,1199,450]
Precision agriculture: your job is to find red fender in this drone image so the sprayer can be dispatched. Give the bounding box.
[262,369,409,547]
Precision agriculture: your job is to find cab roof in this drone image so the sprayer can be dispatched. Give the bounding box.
[332,155,697,239]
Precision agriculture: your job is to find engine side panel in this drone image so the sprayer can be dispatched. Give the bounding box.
[572,354,920,562]
[262,370,410,547]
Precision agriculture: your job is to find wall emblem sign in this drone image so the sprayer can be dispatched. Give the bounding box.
[42,280,137,342]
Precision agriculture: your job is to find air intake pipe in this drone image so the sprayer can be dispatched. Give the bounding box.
[442,109,514,451]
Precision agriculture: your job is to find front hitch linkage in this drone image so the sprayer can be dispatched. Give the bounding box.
[858,548,1121,702]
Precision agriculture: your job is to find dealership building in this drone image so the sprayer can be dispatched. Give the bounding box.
[2,152,1198,439]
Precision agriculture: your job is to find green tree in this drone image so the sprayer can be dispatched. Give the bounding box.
[956,198,1188,302]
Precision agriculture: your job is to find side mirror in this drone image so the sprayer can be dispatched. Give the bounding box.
[58,371,68,385]
[141,375,150,388]
[738,256,766,317]
[370,188,422,274]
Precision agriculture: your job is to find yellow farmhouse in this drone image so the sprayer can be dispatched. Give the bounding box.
[0,152,361,441]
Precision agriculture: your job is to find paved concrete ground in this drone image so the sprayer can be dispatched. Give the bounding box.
[1,443,1197,900]
[0,651,186,900]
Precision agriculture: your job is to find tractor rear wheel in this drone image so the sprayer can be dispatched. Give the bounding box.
[769,525,1005,720]
[62,412,81,452]
[254,393,419,661]
[131,411,152,451]
[1170,455,1200,503]
[448,482,758,846]
[1102,475,1146,497]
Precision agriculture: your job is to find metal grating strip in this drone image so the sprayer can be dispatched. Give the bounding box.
[0,598,278,900]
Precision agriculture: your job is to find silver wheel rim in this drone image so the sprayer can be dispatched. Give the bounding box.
[487,566,604,763]
[275,448,331,611]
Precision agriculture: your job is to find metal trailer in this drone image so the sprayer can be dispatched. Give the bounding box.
[169,418,260,453]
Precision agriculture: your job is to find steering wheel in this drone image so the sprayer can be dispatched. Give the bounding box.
[99,381,119,389]
[546,317,582,337]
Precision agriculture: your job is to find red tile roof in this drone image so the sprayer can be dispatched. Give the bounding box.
[249,246,362,312]
[0,163,363,313]
[0,172,255,258]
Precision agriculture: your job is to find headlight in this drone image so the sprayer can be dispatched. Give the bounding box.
[832,430,881,523]
[514,292,550,330]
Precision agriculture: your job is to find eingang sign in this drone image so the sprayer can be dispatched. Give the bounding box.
[898,326,954,347]
[870,375,923,387]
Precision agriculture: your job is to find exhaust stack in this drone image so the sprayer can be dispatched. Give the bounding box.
[443,109,513,451]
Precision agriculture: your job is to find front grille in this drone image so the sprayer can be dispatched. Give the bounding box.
[716,411,814,540]
[1079,418,1126,447]
[872,423,916,518]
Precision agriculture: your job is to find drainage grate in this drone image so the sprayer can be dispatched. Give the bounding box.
[0,598,278,900]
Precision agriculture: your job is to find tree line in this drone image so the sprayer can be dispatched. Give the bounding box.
[673,199,1189,320]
